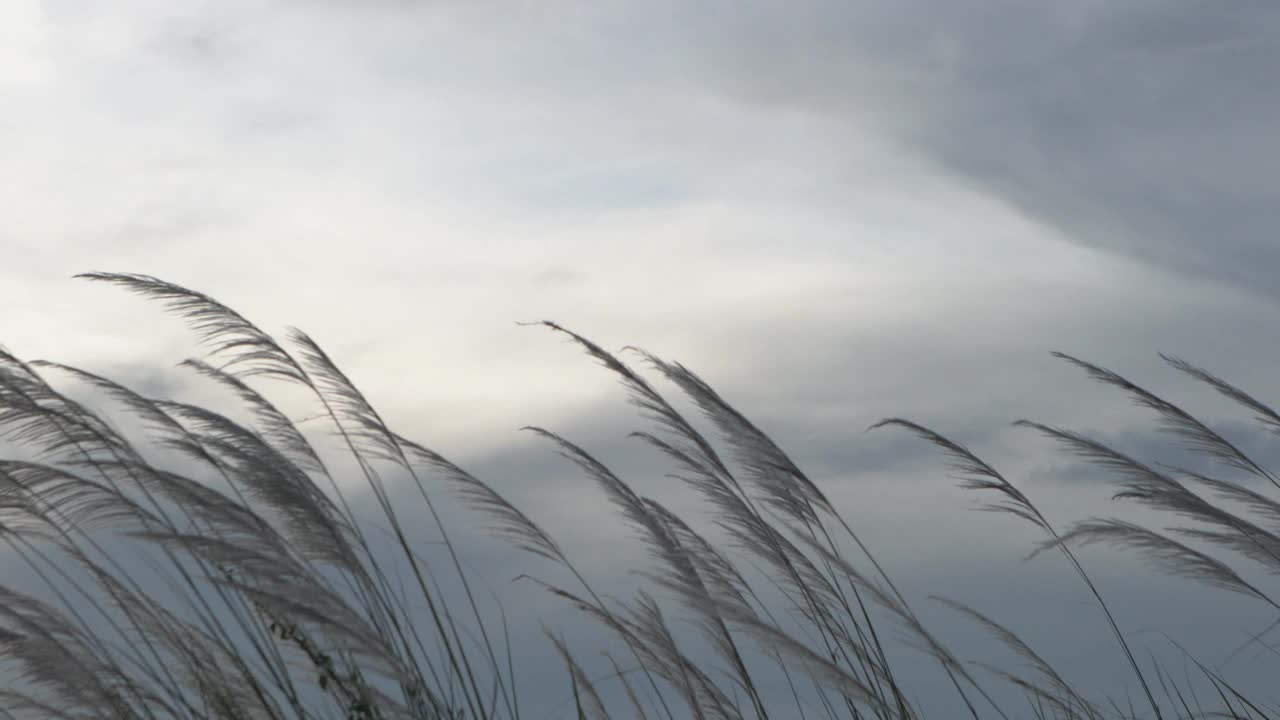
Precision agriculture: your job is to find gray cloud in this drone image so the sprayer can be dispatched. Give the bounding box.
[904,4,1280,291]
[669,1,1280,297]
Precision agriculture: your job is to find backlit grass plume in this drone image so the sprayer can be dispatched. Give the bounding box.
[0,273,1277,719]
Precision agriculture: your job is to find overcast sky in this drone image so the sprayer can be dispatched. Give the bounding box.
[4,1,1280,717]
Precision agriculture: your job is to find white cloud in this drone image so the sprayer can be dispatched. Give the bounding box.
[5,1,1276,459]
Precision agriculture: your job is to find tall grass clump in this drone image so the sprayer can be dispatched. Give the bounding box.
[0,272,1277,718]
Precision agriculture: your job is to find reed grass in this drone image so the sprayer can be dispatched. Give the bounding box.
[0,272,1276,719]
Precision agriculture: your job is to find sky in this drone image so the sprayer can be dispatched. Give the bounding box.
[3,1,1280,716]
